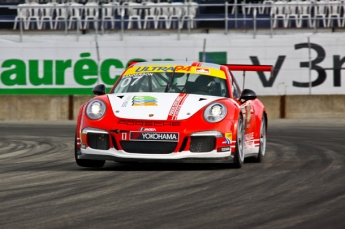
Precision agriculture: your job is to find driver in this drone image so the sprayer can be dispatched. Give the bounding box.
[194,75,215,94]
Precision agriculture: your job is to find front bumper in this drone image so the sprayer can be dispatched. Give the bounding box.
[77,119,236,164]
[78,147,234,163]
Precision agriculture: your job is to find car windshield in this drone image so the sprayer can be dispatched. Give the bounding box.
[112,65,229,97]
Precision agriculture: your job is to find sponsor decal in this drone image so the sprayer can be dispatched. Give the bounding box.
[192,62,202,67]
[222,132,232,144]
[139,127,156,131]
[134,66,192,73]
[174,66,192,71]
[130,132,179,141]
[2,41,345,96]
[241,103,252,127]
[121,95,132,107]
[167,93,189,120]
[0,54,175,95]
[132,96,158,106]
[120,65,226,81]
[122,132,127,140]
[245,132,254,149]
[119,75,144,88]
[118,120,180,126]
[123,73,153,78]
[217,146,230,152]
[196,68,210,74]
[135,66,174,72]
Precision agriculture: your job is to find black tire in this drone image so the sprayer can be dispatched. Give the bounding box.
[233,115,245,168]
[75,136,105,168]
[255,116,267,163]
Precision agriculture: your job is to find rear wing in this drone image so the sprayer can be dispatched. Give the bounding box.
[223,64,274,89]
[224,64,273,73]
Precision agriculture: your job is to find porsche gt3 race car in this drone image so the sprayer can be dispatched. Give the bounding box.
[75,61,272,168]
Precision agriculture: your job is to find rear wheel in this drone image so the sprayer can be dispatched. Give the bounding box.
[75,135,105,168]
[233,116,245,168]
[255,116,267,163]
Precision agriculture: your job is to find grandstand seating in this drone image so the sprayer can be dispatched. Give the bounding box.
[271,0,286,28]
[285,0,299,28]
[101,1,118,29]
[3,0,345,31]
[13,1,30,30]
[143,1,158,29]
[68,1,83,29]
[84,0,99,29]
[260,0,274,14]
[169,2,185,29]
[180,1,198,29]
[313,0,327,27]
[39,0,56,29]
[155,2,171,29]
[297,0,312,28]
[327,0,342,27]
[54,2,68,29]
[127,2,142,29]
[26,0,40,29]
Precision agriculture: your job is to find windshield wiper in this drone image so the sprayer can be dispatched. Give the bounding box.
[164,67,176,92]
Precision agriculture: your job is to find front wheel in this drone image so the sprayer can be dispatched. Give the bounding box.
[75,136,105,168]
[233,116,245,168]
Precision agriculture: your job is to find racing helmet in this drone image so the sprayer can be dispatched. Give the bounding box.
[194,75,216,94]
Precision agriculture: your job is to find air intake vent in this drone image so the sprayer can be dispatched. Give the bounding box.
[87,133,110,150]
[190,136,215,152]
[120,141,177,154]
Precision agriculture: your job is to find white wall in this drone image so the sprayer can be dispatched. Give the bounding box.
[1,33,344,95]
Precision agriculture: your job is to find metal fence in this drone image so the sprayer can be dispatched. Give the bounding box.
[1,1,345,41]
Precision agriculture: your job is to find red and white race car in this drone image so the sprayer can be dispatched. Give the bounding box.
[75,61,272,168]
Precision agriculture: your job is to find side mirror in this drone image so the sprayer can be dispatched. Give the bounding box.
[92,84,106,95]
[240,89,257,102]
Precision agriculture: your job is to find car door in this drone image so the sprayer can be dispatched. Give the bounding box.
[241,100,256,152]
[229,72,257,154]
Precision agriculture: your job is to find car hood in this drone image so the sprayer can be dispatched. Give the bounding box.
[107,93,221,120]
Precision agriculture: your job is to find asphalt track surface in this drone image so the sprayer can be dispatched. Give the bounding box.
[0,119,345,229]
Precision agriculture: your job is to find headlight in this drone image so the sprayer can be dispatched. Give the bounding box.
[203,103,227,123]
[86,100,106,120]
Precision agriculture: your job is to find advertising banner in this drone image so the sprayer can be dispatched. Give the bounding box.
[0,33,344,95]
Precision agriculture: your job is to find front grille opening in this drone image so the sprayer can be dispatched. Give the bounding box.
[190,136,216,153]
[120,141,177,154]
[87,133,110,150]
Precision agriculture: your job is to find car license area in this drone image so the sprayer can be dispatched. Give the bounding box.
[130,132,179,142]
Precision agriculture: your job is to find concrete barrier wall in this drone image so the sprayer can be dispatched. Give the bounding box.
[259,95,345,119]
[0,95,69,121]
[0,95,344,121]
[258,96,282,120]
[73,96,94,120]
[285,95,345,119]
